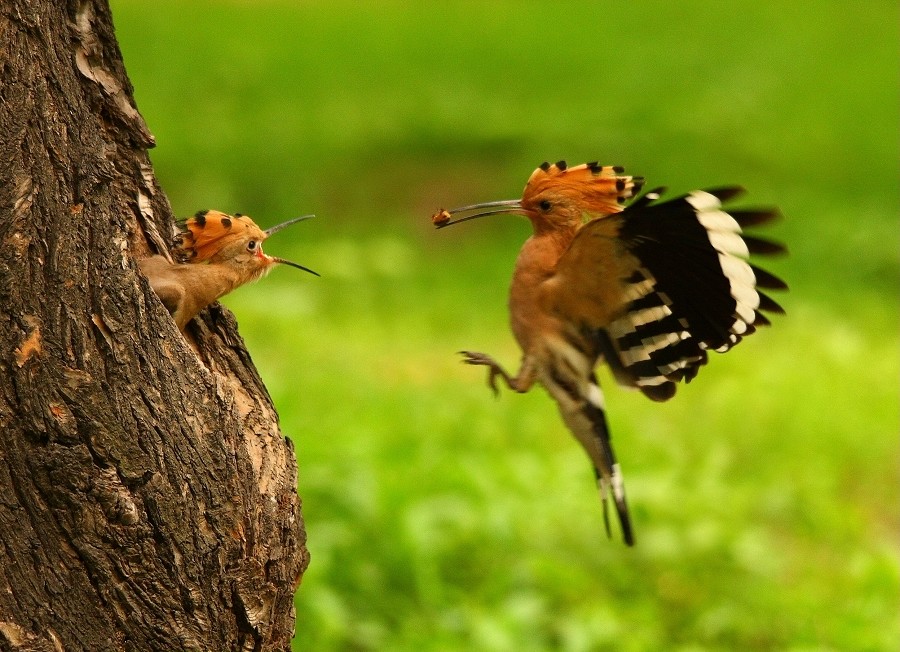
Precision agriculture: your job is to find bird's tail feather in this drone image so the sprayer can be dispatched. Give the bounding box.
[584,382,634,546]
[587,401,634,546]
[595,467,613,539]
[545,359,635,545]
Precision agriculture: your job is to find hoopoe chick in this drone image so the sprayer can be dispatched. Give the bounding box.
[434,160,787,545]
[140,210,318,331]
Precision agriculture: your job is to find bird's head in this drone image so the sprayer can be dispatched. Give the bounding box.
[174,210,319,279]
[433,161,644,233]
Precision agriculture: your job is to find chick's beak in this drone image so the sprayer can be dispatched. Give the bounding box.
[258,214,319,276]
[265,214,315,236]
[270,256,320,277]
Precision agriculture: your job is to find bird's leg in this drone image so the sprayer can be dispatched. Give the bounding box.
[460,351,509,396]
[459,351,536,397]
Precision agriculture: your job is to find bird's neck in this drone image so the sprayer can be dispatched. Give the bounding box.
[508,227,578,351]
[184,263,253,306]
[514,227,577,279]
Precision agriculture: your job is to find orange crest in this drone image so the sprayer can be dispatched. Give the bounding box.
[174,210,267,262]
[522,161,644,216]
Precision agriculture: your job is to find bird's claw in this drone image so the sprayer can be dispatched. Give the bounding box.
[459,351,509,397]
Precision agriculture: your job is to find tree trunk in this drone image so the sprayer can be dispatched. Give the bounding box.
[0,2,309,650]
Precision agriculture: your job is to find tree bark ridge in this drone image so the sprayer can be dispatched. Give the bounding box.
[0,2,309,650]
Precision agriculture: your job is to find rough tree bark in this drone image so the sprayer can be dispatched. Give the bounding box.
[0,2,309,650]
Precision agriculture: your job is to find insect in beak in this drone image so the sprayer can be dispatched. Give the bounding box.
[432,200,524,229]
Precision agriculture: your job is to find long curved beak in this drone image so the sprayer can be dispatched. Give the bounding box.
[432,200,524,229]
[270,256,320,277]
[262,214,318,276]
[265,214,315,236]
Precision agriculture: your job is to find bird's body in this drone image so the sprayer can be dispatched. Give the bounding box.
[140,210,317,331]
[435,161,787,545]
[140,253,267,331]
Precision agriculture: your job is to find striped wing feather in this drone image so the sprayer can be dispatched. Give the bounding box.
[550,187,787,398]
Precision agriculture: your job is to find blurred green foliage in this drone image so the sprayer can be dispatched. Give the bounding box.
[111,1,898,649]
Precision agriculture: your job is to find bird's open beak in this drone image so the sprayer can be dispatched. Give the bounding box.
[432,200,524,229]
[263,214,319,276]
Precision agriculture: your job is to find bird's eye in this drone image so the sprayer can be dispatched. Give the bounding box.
[247,240,257,251]
[539,200,552,211]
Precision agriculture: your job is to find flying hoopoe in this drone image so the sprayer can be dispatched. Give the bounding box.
[433,161,787,545]
[140,210,318,331]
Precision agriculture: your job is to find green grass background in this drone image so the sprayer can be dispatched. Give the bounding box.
[111,2,898,649]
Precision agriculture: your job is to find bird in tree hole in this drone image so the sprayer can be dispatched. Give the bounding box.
[140,210,318,332]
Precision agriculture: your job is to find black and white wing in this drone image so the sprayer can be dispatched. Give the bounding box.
[552,186,787,401]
